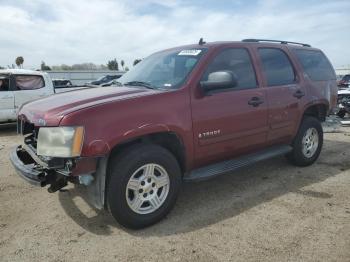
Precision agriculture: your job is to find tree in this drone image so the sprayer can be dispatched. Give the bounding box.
[107,59,119,70]
[121,60,125,70]
[100,64,108,70]
[60,64,72,70]
[15,56,24,68]
[133,59,142,66]
[41,61,51,71]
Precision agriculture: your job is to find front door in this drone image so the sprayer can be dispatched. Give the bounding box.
[191,47,268,167]
[0,77,15,122]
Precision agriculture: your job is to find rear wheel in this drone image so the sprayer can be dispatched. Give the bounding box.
[287,116,323,167]
[107,144,182,229]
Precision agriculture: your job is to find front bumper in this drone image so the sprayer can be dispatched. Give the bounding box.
[10,146,46,186]
[10,145,71,191]
[10,145,104,207]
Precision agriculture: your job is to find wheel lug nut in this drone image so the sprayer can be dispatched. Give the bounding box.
[150,190,154,194]
[139,189,143,193]
[147,178,152,183]
[141,181,145,186]
[152,183,156,187]
[143,193,147,198]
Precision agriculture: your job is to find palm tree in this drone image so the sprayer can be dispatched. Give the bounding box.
[133,59,142,66]
[15,56,24,68]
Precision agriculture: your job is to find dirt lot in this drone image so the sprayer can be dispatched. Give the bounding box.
[0,123,349,262]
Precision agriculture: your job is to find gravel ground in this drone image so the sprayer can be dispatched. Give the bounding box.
[0,123,349,262]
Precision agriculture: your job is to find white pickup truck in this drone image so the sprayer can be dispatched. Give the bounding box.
[0,69,89,123]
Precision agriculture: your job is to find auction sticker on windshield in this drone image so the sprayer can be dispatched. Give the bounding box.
[178,49,202,56]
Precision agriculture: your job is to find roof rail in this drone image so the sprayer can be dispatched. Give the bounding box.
[242,39,311,47]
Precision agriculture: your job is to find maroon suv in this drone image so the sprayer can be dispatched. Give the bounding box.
[10,39,337,229]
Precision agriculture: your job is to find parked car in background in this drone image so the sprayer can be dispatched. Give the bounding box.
[52,79,73,88]
[100,79,122,87]
[0,69,91,123]
[87,74,123,85]
[338,74,350,88]
[0,69,54,123]
[53,78,90,92]
[337,87,350,118]
[10,39,337,229]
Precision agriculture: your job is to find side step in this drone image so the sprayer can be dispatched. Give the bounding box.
[184,145,292,182]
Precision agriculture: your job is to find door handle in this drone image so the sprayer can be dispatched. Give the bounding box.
[293,90,305,99]
[248,97,264,107]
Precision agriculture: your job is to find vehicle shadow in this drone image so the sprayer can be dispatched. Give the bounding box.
[58,138,350,236]
[0,123,17,137]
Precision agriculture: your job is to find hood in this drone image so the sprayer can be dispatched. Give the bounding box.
[19,86,157,126]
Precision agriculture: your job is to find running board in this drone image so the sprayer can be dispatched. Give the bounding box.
[185,145,292,182]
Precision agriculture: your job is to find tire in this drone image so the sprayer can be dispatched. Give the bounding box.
[287,116,323,167]
[107,144,182,229]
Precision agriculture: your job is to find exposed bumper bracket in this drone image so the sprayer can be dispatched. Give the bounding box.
[9,146,46,186]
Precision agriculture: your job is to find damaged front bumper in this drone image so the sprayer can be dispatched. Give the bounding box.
[10,145,107,210]
[10,146,46,186]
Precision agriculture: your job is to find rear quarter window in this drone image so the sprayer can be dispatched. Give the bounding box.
[293,49,336,81]
[15,75,45,90]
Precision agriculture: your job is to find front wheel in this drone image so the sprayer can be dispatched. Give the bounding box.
[287,116,323,167]
[107,144,182,229]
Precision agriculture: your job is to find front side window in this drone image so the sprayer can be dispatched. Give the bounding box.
[15,75,45,90]
[201,48,257,89]
[294,49,336,81]
[258,48,295,86]
[119,48,206,89]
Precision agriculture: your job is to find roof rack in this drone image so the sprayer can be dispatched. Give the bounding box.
[242,39,311,47]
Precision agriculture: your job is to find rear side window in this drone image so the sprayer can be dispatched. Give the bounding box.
[15,75,45,90]
[202,48,257,89]
[294,49,335,81]
[258,48,295,86]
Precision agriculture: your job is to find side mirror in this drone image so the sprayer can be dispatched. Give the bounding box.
[200,71,238,93]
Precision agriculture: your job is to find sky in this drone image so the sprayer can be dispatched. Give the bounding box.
[0,0,349,69]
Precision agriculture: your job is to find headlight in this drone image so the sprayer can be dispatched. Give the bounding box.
[37,126,84,157]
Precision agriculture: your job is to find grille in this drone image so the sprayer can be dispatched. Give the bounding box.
[18,119,39,149]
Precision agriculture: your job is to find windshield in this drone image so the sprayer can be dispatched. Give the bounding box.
[118,48,206,89]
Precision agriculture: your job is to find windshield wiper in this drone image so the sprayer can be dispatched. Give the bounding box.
[123,81,157,89]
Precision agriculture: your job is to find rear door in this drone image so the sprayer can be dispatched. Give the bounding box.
[255,47,306,144]
[0,76,15,122]
[13,74,50,109]
[191,47,268,166]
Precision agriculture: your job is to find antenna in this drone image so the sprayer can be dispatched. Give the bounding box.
[198,38,206,45]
